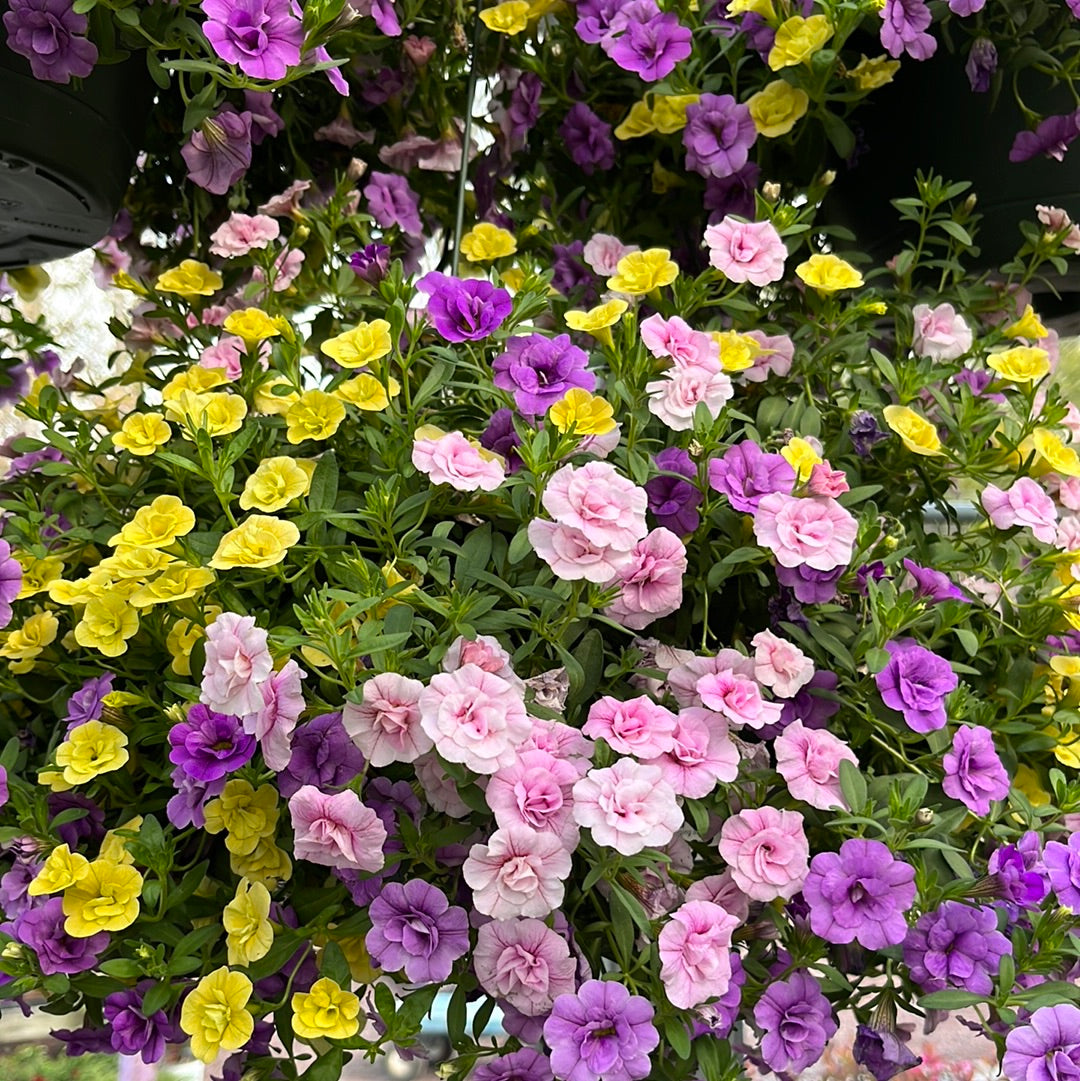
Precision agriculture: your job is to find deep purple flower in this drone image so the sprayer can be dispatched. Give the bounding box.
[753,971,838,1074]
[605,10,692,82]
[243,90,283,144]
[901,559,969,604]
[0,539,21,628]
[1011,110,1080,163]
[942,725,1011,816]
[1003,1004,1080,1081]
[903,901,1011,994]
[853,1025,922,1081]
[181,111,253,195]
[492,334,594,418]
[989,832,1049,911]
[47,792,104,848]
[875,639,957,733]
[2,0,97,83]
[879,0,936,60]
[168,705,254,783]
[498,72,543,160]
[707,441,796,513]
[561,104,616,175]
[472,1048,554,1081]
[856,561,888,594]
[103,981,183,1063]
[966,38,997,92]
[366,879,470,984]
[850,411,889,457]
[704,162,760,223]
[166,769,226,830]
[1045,833,1080,911]
[334,866,385,909]
[365,776,421,855]
[769,586,807,631]
[278,711,364,798]
[365,172,423,235]
[9,897,107,974]
[544,980,659,1081]
[774,563,843,605]
[683,93,757,180]
[575,0,621,43]
[481,409,523,473]
[52,1027,116,1056]
[416,273,513,342]
[349,243,391,285]
[802,839,916,949]
[765,669,841,739]
[645,448,701,534]
[64,673,114,730]
[201,0,303,80]
[551,241,595,304]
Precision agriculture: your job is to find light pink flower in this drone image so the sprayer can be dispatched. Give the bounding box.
[646,364,734,432]
[246,659,305,771]
[717,806,808,901]
[696,669,783,730]
[1058,515,1080,552]
[658,900,741,1009]
[640,314,720,368]
[289,785,387,871]
[342,672,431,766]
[1064,404,1080,439]
[442,634,523,690]
[583,695,678,759]
[419,664,531,775]
[521,718,595,775]
[602,527,687,630]
[474,918,578,1015]
[753,493,858,571]
[981,477,1057,543]
[806,461,850,498]
[486,749,581,848]
[645,707,739,798]
[686,870,750,923]
[412,431,506,492]
[574,424,622,460]
[774,720,858,810]
[258,178,311,218]
[911,303,973,361]
[1053,474,1080,511]
[740,330,794,383]
[667,649,755,707]
[252,247,305,292]
[209,212,280,258]
[582,233,638,276]
[751,630,814,698]
[572,759,683,856]
[704,217,787,286]
[527,520,635,583]
[1037,204,1080,250]
[463,826,572,918]
[542,462,648,552]
[413,752,470,817]
[200,336,248,380]
[201,612,273,717]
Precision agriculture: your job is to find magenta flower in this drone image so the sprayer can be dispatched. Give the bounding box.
[2,0,97,83]
[181,110,254,195]
[753,971,837,1074]
[1004,1004,1080,1081]
[474,918,577,1015]
[201,0,302,80]
[605,9,691,82]
[683,93,757,180]
[416,273,513,342]
[493,334,594,418]
[903,901,1010,994]
[167,705,255,783]
[942,725,1010,815]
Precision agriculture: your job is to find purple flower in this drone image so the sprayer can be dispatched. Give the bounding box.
[278,711,363,798]
[903,901,1011,994]
[167,705,255,783]
[605,10,692,82]
[201,0,303,80]
[64,673,114,730]
[949,0,986,11]
[561,104,616,176]
[365,172,423,235]
[334,866,385,909]
[707,441,795,513]
[244,90,283,144]
[166,770,225,830]
[9,897,107,974]
[103,981,182,1063]
[1010,110,1080,163]
[52,1027,116,1056]
[498,72,543,160]
[683,93,757,180]
[472,1049,554,1081]
[2,0,97,83]
[802,839,916,949]
[492,334,594,418]
[575,0,621,43]
[0,766,7,810]
[879,0,936,60]
[1045,833,1080,911]
[181,111,253,195]
[966,38,997,92]
[704,162,760,222]
[416,273,513,342]
[853,1025,922,1081]
[702,951,744,1037]
[365,879,470,984]
[47,792,104,848]
[1004,1004,1080,1081]
[901,559,969,604]
[551,241,595,304]
[942,725,1011,816]
[850,411,889,457]
[645,448,701,534]
[0,539,21,628]
[767,669,841,738]
[349,243,391,285]
[874,639,958,733]
[544,980,659,1081]
[753,971,838,1074]
[774,563,843,605]
[481,409,523,472]
[989,832,1049,911]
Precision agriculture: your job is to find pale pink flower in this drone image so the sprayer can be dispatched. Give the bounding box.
[806,461,849,498]
[521,718,595,775]
[527,520,634,583]
[209,212,280,258]
[646,364,734,431]
[289,785,387,871]
[1064,404,1080,439]
[753,493,858,571]
[247,660,305,771]
[717,806,808,901]
[740,330,794,383]
[201,612,273,717]
[414,752,470,817]
[486,749,581,848]
[474,918,578,1016]
[911,303,973,361]
[1058,515,1080,552]
[541,462,648,552]
[252,247,305,292]
[686,870,750,923]
[704,217,787,286]
[640,314,720,367]
[412,431,506,492]
[418,664,531,775]
[667,650,755,707]
[342,672,431,767]
[696,669,783,730]
[259,178,311,217]
[572,759,683,856]
[200,336,246,380]
[583,694,678,759]
[442,634,523,690]
[751,630,814,698]
[574,424,622,460]
[645,707,740,799]
[463,826,572,918]
[658,900,741,1009]
[1053,474,1080,512]
[774,720,858,810]
[602,527,687,631]
[582,233,638,276]
[1037,204,1080,250]
[981,477,1057,544]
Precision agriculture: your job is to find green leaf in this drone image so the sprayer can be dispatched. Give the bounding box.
[664,1016,692,1060]
[319,942,351,985]
[839,759,867,811]
[865,646,890,673]
[141,981,173,1016]
[308,451,339,512]
[611,889,635,961]
[374,982,397,1025]
[821,111,856,160]
[955,628,978,657]
[938,219,973,247]
[507,526,533,565]
[300,1047,344,1081]
[919,990,985,1009]
[99,958,143,978]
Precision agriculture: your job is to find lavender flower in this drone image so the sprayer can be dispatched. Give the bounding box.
[903,901,1011,994]
[645,448,702,534]
[498,71,543,161]
[493,334,594,418]
[874,639,957,733]
[64,673,114,730]
[901,559,969,604]
[879,0,936,60]
[707,441,796,513]
[561,104,616,175]
[52,1027,115,1056]
[850,411,889,457]
[0,540,21,628]
[243,90,283,144]
[277,711,364,798]
[683,93,757,179]
[575,0,621,44]
[774,563,844,605]
[1045,832,1080,911]
[166,770,226,830]
[753,971,838,1074]
[2,0,97,83]
[966,38,997,93]
[989,833,1049,911]
[201,0,303,80]
[472,1049,554,1081]
[364,172,423,235]
[942,725,1011,816]
[551,241,595,303]
[1003,1004,1080,1081]
[853,1025,922,1081]
[1010,110,1080,163]
[415,273,513,342]
[605,8,692,82]
[103,981,183,1063]
[9,897,108,974]
[181,111,254,195]
[168,705,254,783]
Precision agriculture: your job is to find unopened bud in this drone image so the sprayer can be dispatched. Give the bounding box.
[451,22,468,50]
[963,194,978,212]
[1,943,24,961]
[762,181,781,202]
[688,438,704,457]
[914,807,934,826]
[346,158,367,183]
[821,170,836,187]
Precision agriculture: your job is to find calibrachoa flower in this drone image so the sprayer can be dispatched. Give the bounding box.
[911,302,973,361]
[853,1025,922,1081]
[573,759,683,855]
[704,217,787,285]
[474,917,577,1015]
[753,493,858,571]
[486,749,581,847]
[982,478,1058,543]
[683,94,757,179]
[1004,1004,1080,1081]
[942,725,1011,815]
[493,334,594,418]
[3,0,97,82]
[646,707,739,798]
[541,462,648,551]
[182,111,254,196]
[472,1050,554,1081]
[201,612,273,717]
[288,786,387,871]
[342,672,430,766]
[646,363,733,431]
[708,440,795,512]
[584,694,677,758]
[903,901,1011,993]
[412,427,506,492]
[645,448,702,535]
[9,896,108,975]
[773,720,858,809]
[875,639,957,733]
[103,982,181,1063]
[560,103,616,174]
[717,806,808,900]
[463,825,572,918]
[416,273,513,342]
[753,972,838,1074]
[1045,832,1080,910]
[658,900,740,1008]
[291,977,361,1041]
[201,0,302,80]
[169,706,255,782]
[989,833,1049,910]
[602,527,687,629]
[180,967,254,1064]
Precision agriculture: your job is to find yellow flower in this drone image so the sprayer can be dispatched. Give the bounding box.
[210,515,301,570]
[129,566,216,608]
[55,720,129,784]
[321,321,393,369]
[479,1,530,34]
[39,768,72,792]
[336,935,379,984]
[155,261,222,298]
[98,546,177,580]
[180,967,255,1064]
[795,253,864,292]
[1034,428,1080,478]
[652,160,684,194]
[223,879,273,967]
[882,404,943,456]
[652,94,701,134]
[99,817,143,866]
[166,616,207,676]
[164,390,248,438]
[1013,764,1051,807]
[1004,304,1048,341]
[986,346,1050,384]
[62,858,143,937]
[240,457,313,513]
[255,376,300,416]
[727,0,775,14]
[28,844,90,895]
[74,595,139,657]
[285,390,346,444]
[112,270,147,296]
[291,977,361,1041]
[608,249,679,295]
[0,611,59,672]
[500,267,526,292]
[15,555,63,599]
[614,101,656,141]
[113,413,172,456]
[109,495,196,549]
[714,330,761,372]
[50,572,114,606]
[747,80,810,137]
[230,837,292,886]
[768,14,832,71]
[847,54,900,91]
[162,366,229,401]
[549,389,617,436]
[781,436,823,483]
[336,374,400,411]
[1054,723,1080,770]
[565,299,628,349]
[460,223,517,262]
[204,780,280,856]
[223,308,281,347]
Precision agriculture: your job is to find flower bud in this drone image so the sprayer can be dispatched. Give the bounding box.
[346,158,367,183]
[914,807,934,826]
[762,181,782,202]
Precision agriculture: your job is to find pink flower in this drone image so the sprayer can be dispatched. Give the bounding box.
[414,752,471,818]
[751,630,814,698]
[246,660,305,771]
[774,720,858,810]
[412,431,506,492]
[1054,474,1080,512]
[981,478,1057,543]
[645,707,740,798]
[718,807,809,901]
[418,664,531,775]
[686,870,750,923]
[527,520,635,583]
[486,749,581,848]
[200,336,263,380]
[911,303,973,361]
[602,527,688,630]
[474,918,578,1015]
[289,785,387,871]
[1058,515,1080,552]
[583,695,678,759]
[582,233,638,276]
[258,178,311,217]
[696,669,782,730]
[640,314,719,367]
[658,900,741,1009]
[208,212,280,258]
[463,826,572,918]
[542,462,648,552]
[753,493,858,571]
[522,718,595,775]
[740,331,794,383]
[667,649,755,707]
[442,634,523,690]
[201,612,273,717]
[1037,204,1080,250]
[342,672,431,766]
[572,759,683,856]
[646,364,734,432]
[252,247,305,292]
[806,461,850,498]
[704,217,787,286]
